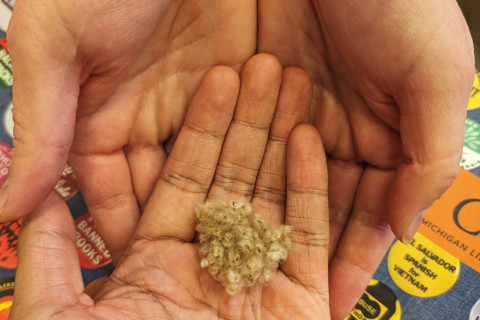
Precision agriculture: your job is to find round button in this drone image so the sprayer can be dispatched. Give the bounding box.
[470,298,480,320]
[345,279,401,320]
[75,213,112,269]
[388,233,460,298]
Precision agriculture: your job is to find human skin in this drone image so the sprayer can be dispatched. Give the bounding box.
[10,56,332,320]
[258,1,474,317]
[2,0,476,319]
[4,0,256,263]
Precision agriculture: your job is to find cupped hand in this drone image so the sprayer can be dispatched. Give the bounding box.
[4,0,256,262]
[258,0,475,318]
[10,54,331,320]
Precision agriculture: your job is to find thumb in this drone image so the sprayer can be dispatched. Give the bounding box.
[388,22,475,243]
[9,193,92,320]
[0,2,81,222]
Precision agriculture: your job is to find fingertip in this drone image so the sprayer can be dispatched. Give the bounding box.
[283,67,313,95]
[388,159,459,241]
[199,65,240,113]
[21,192,72,234]
[186,66,240,132]
[280,67,312,120]
[205,65,240,89]
[243,53,283,77]
[238,54,283,113]
[288,124,325,161]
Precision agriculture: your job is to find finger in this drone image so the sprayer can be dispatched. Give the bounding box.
[125,101,169,210]
[252,67,311,224]
[387,4,475,242]
[10,193,92,319]
[328,167,395,320]
[1,6,80,222]
[68,149,141,264]
[126,144,167,210]
[282,124,329,300]
[68,80,153,264]
[135,66,240,242]
[389,73,474,241]
[327,158,363,259]
[207,53,282,202]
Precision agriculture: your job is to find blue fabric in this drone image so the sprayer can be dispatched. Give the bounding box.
[373,241,480,320]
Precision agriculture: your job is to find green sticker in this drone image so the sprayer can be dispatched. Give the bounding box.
[0,48,11,88]
[462,118,480,170]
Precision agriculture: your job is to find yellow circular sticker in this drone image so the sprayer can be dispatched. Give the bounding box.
[344,279,401,320]
[468,72,480,111]
[387,233,460,298]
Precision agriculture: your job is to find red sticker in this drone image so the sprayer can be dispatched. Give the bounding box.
[0,143,19,269]
[0,39,7,52]
[0,220,20,269]
[75,213,112,269]
[0,142,11,187]
[0,279,14,320]
[54,164,79,200]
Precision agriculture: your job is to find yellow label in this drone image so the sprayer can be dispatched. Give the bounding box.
[387,233,460,298]
[468,71,480,110]
[344,279,401,320]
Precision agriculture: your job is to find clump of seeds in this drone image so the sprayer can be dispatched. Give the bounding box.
[196,200,292,295]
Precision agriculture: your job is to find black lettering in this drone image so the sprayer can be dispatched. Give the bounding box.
[453,199,480,236]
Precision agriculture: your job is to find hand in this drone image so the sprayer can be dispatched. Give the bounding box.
[258,0,475,318]
[10,55,331,320]
[4,0,256,262]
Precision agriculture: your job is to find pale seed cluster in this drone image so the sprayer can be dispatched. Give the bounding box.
[196,200,292,295]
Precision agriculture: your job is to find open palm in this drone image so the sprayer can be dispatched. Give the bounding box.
[258,0,474,318]
[6,0,256,262]
[11,55,331,320]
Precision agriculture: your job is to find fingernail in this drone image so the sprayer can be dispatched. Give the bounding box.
[0,178,9,215]
[402,210,426,244]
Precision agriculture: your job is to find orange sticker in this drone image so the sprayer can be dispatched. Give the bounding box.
[418,169,480,273]
[0,220,20,269]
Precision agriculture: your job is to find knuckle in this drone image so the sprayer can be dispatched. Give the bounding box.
[231,117,271,131]
[87,192,133,214]
[183,121,226,140]
[267,132,288,145]
[253,184,286,206]
[292,229,329,249]
[354,208,392,235]
[287,184,328,198]
[159,164,211,194]
[212,162,257,196]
